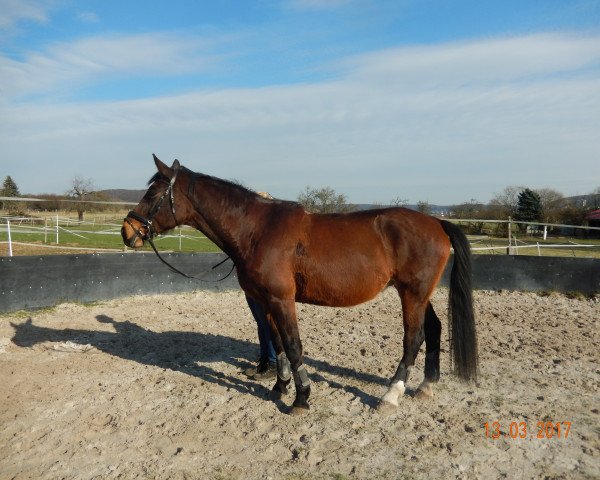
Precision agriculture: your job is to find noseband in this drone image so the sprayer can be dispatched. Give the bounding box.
[124,166,180,248]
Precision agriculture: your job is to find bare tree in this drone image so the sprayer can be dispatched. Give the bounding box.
[488,185,526,218]
[68,177,95,222]
[390,196,409,207]
[416,200,432,215]
[297,186,354,213]
[534,188,565,223]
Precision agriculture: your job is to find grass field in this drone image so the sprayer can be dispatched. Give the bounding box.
[0,212,220,255]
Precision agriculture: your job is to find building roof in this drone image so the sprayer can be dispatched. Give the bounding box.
[585,209,600,221]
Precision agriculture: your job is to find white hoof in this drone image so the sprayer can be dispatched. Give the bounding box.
[379,381,405,408]
[376,399,397,412]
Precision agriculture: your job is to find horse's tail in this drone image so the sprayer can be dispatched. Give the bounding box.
[440,220,478,382]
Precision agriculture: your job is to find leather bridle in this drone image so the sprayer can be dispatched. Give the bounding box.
[124,165,180,249]
[123,164,234,282]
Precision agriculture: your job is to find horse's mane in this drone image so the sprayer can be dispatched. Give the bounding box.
[147,165,300,208]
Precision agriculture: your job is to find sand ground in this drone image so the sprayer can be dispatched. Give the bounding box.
[1,288,598,479]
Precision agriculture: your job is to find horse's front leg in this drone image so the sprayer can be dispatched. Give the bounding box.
[265,312,292,398]
[269,298,311,414]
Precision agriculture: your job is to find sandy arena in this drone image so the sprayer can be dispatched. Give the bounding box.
[1,287,598,479]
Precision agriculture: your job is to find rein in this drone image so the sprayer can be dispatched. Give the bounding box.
[147,237,235,282]
[124,164,234,283]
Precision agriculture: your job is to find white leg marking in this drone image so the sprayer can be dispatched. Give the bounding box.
[381,381,405,407]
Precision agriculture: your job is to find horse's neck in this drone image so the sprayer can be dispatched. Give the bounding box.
[187,175,263,260]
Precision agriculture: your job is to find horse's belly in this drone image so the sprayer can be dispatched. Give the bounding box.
[294,267,389,307]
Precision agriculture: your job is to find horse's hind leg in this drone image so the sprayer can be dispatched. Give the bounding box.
[379,290,426,409]
[415,302,441,400]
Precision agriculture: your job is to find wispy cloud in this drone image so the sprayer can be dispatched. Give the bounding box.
[0,32,221,100]
[342,33,600,87]
[1,32,599,202]
[0,0,50,28]
[76,11,100,24]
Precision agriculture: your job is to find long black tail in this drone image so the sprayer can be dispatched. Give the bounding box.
[440,220,478,382]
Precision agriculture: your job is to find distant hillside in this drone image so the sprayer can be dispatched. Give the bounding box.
[101,189,146,203]
[353,203,451,214]
[98,192,454,213]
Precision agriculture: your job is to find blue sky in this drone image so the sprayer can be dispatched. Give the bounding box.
[1,0,599,205]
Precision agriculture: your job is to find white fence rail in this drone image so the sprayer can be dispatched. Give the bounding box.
[0,215,209,256]
[2,213,599,257]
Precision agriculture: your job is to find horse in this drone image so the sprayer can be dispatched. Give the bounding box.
[121,155,478,414]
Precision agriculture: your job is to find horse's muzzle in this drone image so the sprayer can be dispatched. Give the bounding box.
[121,221,145,249]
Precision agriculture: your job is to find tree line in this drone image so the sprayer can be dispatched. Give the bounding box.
[449,186,600,227]
[297,184,600,225]
[1,175,113,221]
[3,174,599,228]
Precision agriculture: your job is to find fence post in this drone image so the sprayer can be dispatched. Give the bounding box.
[7,219,12,257]
[56,215,59,244]
[507,217,515,255]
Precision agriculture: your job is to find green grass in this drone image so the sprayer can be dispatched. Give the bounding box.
[2,215,599,257]
[0,222,221,253]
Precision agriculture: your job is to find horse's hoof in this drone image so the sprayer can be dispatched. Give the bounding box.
[269,389,283,401]
[376,400,397,413]
[415,382,434,400]
[415,387,433,400]
[290,405,310,416]
[269,390,281,401]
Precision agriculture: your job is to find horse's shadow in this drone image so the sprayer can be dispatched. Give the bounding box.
[10,315,387,409]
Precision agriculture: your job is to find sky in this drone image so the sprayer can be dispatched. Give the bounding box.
[1,0,599,205]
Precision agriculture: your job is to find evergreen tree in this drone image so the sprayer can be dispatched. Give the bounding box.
[515,188,542,223]
[1,176,20,197]
[1,176,21,213]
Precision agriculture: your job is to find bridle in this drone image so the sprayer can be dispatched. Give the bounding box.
[124,164,234,282]
[124,165,180,249]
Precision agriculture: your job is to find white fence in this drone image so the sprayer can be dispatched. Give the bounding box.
[0,215,210,256]
[1,203,600,257]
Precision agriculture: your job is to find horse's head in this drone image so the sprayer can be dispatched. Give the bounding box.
[121,154,185,249]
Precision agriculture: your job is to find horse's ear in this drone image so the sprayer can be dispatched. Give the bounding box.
[153,153,173,178]
[172,159,180,171]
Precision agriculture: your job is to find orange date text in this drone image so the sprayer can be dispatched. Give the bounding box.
[483,421,571,440]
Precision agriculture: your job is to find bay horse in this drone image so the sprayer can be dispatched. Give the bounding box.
[122,155,478,414]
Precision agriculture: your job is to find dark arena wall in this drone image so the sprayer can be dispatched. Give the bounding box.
[0,253,598,313]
